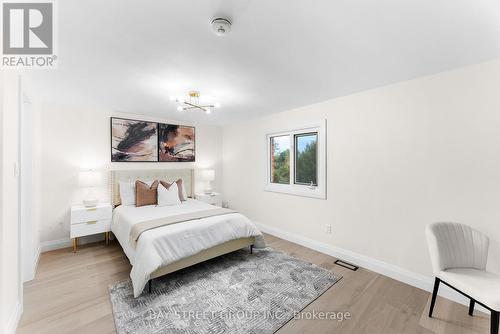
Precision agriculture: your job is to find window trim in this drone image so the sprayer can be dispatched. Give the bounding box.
[265,120,326,199]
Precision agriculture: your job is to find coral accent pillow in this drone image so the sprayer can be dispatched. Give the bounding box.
[175,178,187,201]
[135,180,159,207]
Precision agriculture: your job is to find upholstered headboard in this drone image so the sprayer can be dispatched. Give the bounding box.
[110,169,194,207]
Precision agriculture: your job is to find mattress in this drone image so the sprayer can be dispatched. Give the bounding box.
[111,199,264,297]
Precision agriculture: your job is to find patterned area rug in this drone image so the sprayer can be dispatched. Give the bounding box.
[109,247,341,334]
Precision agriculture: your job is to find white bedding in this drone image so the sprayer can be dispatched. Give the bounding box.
[112,199,264,297]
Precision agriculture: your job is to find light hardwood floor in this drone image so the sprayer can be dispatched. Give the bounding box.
[18,233,490,334]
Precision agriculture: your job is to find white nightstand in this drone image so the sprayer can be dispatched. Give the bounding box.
[70,203,112,252]
[195,192,223,207]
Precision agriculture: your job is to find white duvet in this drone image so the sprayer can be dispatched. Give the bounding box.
[112,199,265,297]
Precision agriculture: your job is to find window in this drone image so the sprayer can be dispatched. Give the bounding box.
[265,120,326,199]
[270,135,290,184]
[294,133,317,186]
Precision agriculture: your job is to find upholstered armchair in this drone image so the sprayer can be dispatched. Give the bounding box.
[426,222,499,334]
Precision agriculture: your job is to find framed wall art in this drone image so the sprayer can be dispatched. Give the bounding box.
[111,117,158,162]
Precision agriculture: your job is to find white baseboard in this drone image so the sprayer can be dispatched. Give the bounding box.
[41,234,105,253]
[256,221,489,314]
[40,237,72,252]
[3,300,22,334]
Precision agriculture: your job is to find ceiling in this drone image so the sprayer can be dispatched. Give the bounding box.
[26,0,500,124]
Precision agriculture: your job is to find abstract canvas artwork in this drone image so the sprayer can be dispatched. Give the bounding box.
[158,124,195,162]
[111,118,158,162]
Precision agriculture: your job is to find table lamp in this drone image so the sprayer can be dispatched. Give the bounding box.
[200,169,215,194]
[78,170,102,207]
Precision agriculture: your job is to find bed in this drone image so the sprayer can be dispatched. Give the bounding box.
[110,169,264,297]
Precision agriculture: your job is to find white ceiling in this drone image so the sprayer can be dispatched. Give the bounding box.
[27,0,500,124]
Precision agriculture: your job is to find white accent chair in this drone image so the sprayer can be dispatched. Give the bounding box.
[426,222,499,334]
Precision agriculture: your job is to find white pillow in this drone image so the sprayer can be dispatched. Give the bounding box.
[119,181,135,206]
[119,180,155,206]
[157,182,181,206]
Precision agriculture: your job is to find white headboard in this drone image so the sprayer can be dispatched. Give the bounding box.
[110,169,194,207]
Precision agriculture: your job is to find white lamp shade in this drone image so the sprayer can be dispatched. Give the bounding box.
[200,169,215,181]
[78,170,102,188]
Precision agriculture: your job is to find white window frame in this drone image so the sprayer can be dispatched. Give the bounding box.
[265,119,326,199]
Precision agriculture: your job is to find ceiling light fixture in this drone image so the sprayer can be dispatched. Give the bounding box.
[172,91,220,114]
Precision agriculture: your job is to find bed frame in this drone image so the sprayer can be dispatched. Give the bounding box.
[109,169,255,294]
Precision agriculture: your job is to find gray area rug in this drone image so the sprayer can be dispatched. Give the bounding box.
[109,247,341,334]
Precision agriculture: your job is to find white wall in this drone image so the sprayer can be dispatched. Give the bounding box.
[222,59,500,283]
[37,104,223,247]
[0,72,22,334]
[20,94,40,282]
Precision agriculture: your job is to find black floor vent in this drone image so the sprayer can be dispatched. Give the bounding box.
[334,259,359,271]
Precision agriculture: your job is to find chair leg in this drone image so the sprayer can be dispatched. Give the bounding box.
[250,245,253,254]
[491,311,499,334]
[469,299,475,316]
[429,277,440,318]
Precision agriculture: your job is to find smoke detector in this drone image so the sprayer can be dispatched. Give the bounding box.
[211,18,231,36]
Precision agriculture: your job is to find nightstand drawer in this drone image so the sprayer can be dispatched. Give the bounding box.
[70,219,111,238]
[195,193,223,207]
[71,205,112,224]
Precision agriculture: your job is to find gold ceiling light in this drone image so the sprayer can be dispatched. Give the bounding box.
[170,91,221,115]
